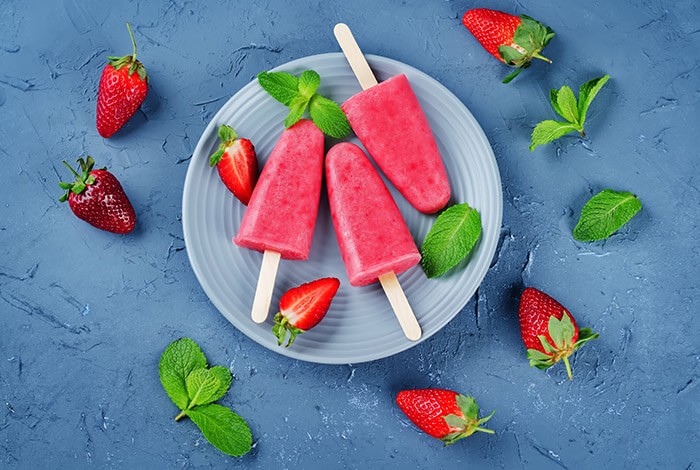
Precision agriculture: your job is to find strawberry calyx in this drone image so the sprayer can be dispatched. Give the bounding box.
[499,15,555,83]
[441,394,495,446]
[107,22,148,82]
[526,311,599,380]
[58,157,102,202]
[272,312,305,347]
[209,125,239,167]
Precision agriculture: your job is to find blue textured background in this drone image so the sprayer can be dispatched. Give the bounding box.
[1,0,698,468]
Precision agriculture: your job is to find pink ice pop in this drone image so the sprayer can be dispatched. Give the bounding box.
[234,119,324,260]
[326,142,421,287]
[341,74,451,214]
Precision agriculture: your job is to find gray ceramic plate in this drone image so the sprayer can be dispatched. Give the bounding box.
[183,53,502,364]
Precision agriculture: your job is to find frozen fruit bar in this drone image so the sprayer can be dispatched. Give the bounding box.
[341,74,450,214]
[326,142,421,286]
[234,119,324,260]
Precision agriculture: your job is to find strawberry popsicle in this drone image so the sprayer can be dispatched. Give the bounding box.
[326,142,421,287]
[234,119,324,260]
[341,74,451,214]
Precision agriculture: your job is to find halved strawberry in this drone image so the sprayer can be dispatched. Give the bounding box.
[209,125,258,205]
[272,278,340,347]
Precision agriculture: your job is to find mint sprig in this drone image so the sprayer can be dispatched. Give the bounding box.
[573,189,642,242]
[421,203,482,278]
[160,338,252,457]
[257,69,350,138]
[529,75,610,151]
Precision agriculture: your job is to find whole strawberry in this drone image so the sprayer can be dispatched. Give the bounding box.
[272,278,340,347]
[96,23,148,138]
[209,125,258,205]
[462,9,554,83]
[396,389,494,445]
[59,157,136,234]
[518,288,598,380]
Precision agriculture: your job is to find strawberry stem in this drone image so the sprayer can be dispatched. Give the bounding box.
[563,356,573,381]
[533,52,552,63]
[62,160,81,179]
[126,22,137,61]
[474,426,495,434]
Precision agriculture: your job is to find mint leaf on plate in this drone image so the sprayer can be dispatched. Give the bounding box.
[186,368,222,407]
[573,189,642,241]
[159,338,207,409]
[309,94,350,138]
[298,70,321,98]
[186,404,252,457]
[258,68,350,137]
[257,71,300,106]
[421,203,482,278]
[284,95,310,128]
[530,74,610,151]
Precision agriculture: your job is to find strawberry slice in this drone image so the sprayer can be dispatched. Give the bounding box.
[209,125,258,205]
[272,278,341,347]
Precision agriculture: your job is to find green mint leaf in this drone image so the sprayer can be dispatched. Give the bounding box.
[186,368,222,407]
[208,366,233,403]
[549,89,564,118]
[443,414,467,428]
[420,203,482,278]
[578,75,610,127]
[529,120,579,151]
[257,71,300,106]
[298,70,320,98]
[573,189,642,241]
[186,404,252,457]
[456,395,479,420]
[284,95,309,128]
[159,338,208,410]
[308,94,350,138]
[555,86,579,124]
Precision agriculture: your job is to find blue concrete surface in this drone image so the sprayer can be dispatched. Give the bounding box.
[1,0,698,468]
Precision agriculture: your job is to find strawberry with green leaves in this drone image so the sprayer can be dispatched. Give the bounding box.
[519,288,599,380]
[462,9,554,83]
[96,23,149,138]
[273,278,340,347]
[396,389,494,445]
[209,125,258,205]
[59,157,136,234]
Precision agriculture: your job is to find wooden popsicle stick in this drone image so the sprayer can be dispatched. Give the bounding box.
[251,250,281,323]
[378,272,422,341]
[333,23,378,91]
